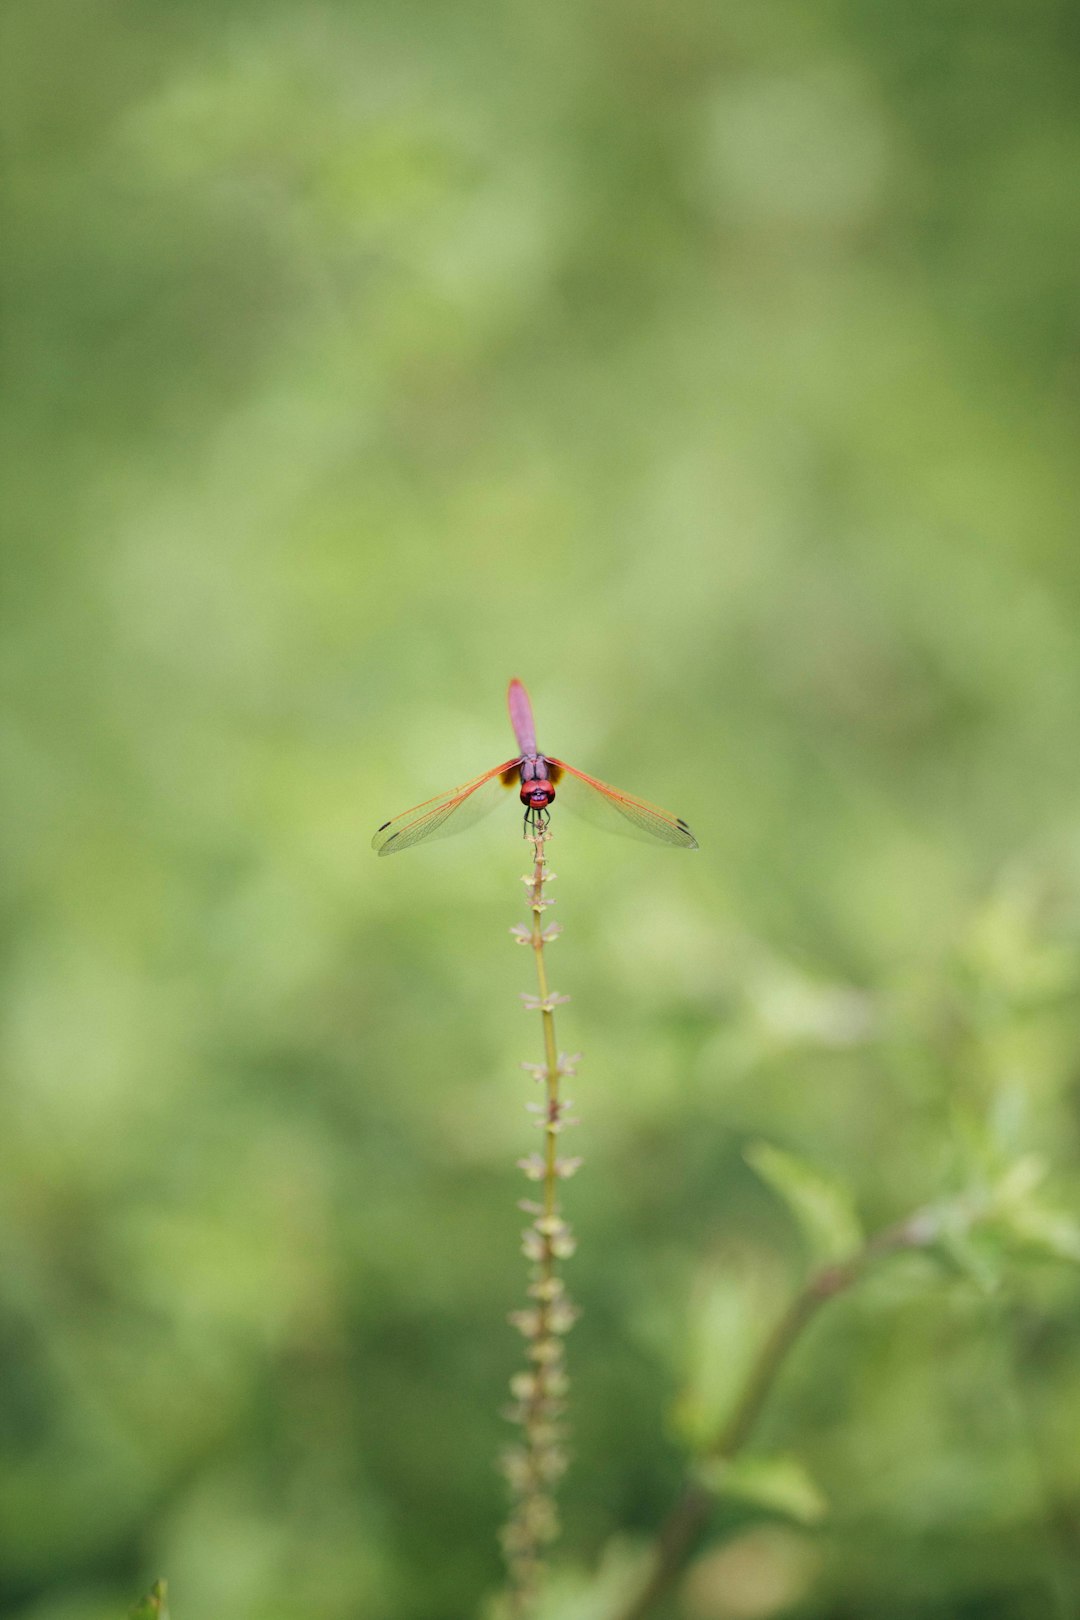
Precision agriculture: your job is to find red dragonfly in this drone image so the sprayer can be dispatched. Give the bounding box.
[373,679,698,855]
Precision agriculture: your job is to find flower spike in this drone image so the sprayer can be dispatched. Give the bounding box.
[501,828,581,1610]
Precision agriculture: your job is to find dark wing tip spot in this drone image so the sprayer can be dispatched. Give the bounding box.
[376,820,391,832]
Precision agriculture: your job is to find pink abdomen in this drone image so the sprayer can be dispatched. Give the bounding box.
[507,678,538,757]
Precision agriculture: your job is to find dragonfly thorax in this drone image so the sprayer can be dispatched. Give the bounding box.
[519,755,556,810]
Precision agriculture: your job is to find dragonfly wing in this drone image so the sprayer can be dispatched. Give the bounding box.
[546,759,698,849]
[373,759,522,855]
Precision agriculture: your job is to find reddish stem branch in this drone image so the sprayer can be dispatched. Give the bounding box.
[611,1212,941,1620]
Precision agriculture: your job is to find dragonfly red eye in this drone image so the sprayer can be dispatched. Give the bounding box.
[520,783,556,809]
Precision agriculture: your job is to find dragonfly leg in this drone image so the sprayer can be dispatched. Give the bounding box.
[523,804,551,838]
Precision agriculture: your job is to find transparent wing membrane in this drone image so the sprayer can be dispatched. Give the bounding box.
[546,759,698,849]
[372,759,522,855]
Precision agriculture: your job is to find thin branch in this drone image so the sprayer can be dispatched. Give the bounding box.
[611,1209,943,1620]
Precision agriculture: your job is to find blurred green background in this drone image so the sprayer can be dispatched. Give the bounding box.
[6,2,1080,1617]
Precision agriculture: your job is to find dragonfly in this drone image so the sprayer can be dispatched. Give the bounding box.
[373,679,698,855]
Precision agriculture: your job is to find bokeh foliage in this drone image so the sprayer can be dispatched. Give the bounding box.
[5,2,1080,1617]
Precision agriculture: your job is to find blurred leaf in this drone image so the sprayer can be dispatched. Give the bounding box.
[962,880,1080,1009]
[520,1539,654,1620]
[1002,1204,1080,1264]
[989,1157,1080,1263]
[934,1222,1007,1293]
[129,1581,169,1620]
[746,1141,863,1265]
[928,1156,1080,1284]
[682,1527,821,1619]
[698,1453,828,1526]
[670,1261,787,1452]
[994,1153,1048,1206]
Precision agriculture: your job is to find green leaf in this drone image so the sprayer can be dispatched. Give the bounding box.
[129,1581,169,1620]
[998,1202,1080,1263]
[986,1155,1080,1264]
[670,1263,785,1451]
[934,1223,1006,1293]
[699,1453,828,1525]
[993,1154,1047,1206]
[746,1142,863,1265]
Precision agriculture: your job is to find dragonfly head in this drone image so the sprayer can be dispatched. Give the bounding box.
[520,781,556,810]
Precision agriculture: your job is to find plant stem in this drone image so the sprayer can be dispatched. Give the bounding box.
[531,841,563,1238]
[611,1210,942,1620]
[501,831,580,1612]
